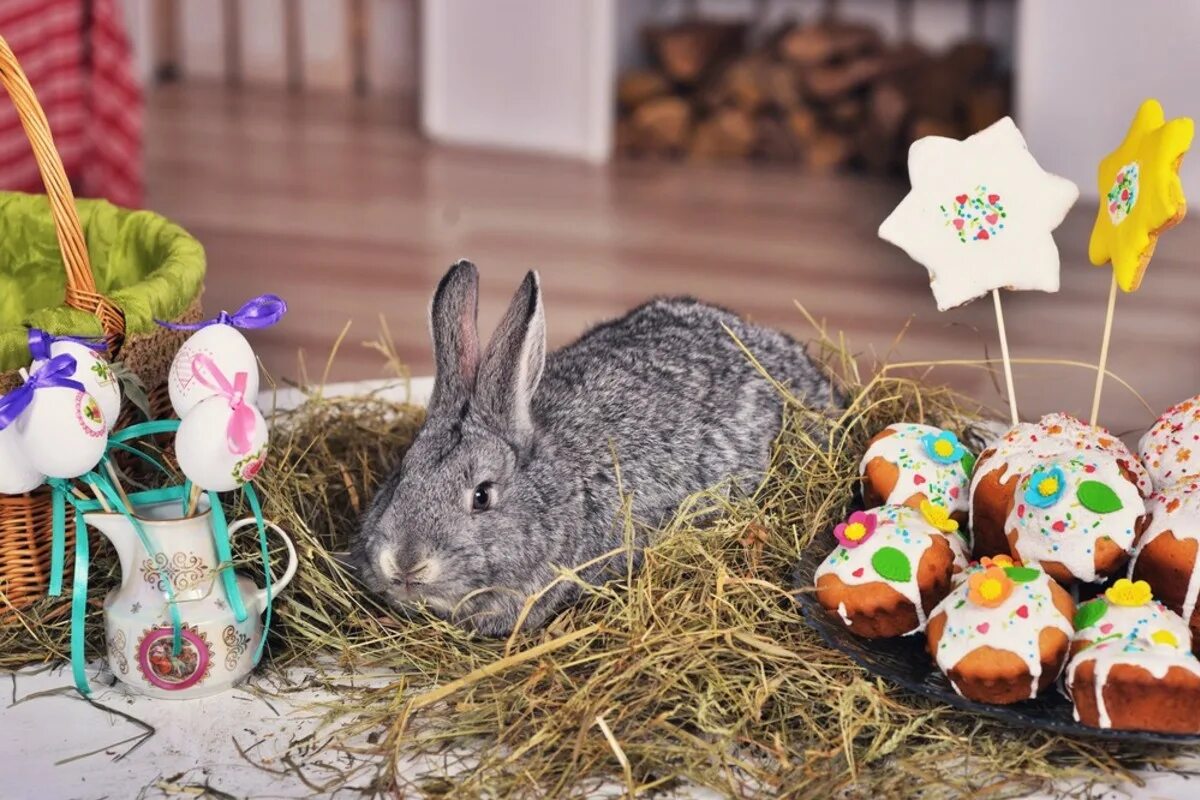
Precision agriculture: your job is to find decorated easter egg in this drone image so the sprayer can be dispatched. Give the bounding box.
[169,325,260,418]
[15,388,108,479]
[0,424,45,494]
[33,341,122,429]
[176,395,268,492]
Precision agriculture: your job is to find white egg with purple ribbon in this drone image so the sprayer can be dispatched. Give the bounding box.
[168,324,260,418]
[10,356,109,480]
[32,340,122,429]
[0,423,44,494]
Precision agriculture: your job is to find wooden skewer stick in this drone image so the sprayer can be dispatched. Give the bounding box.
[185,484,202,517]
[1090,274,1119,427]
[104,460,134,515]
[85,478,112,513]
[991,288,1019,426]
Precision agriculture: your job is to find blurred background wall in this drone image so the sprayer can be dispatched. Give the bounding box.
[3,0,1199,435]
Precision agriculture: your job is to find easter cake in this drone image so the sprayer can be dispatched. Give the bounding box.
[815,504,968,638]
[1070,578,1192,656]
[970,413,1150,561]
[1140,393,1200,490]
[925,559,1075,704]
[1002,456,1148,584]
[1067,637,1200,733]
[1130,481,1200,649]
[860,424,974,524]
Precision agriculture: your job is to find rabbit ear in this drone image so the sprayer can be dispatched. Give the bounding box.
[477,270,545,438]
[428,260,481,411]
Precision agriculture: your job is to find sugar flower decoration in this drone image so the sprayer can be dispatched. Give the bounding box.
[1024,465,1066,509]
[919,500,958,533]
[1151,629,1180,648]
[968,566,1014,609]
[833,510,877,549]
[1089,99,1194,293]
[980,554,1016,569]
[1105,578,1153,608]
[921,429,965,466]
[878,117,1079,311]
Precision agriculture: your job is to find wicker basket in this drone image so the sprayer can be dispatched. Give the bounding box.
[0,35,205,613]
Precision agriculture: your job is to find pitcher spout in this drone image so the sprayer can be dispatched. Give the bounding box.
[83,510,139,592]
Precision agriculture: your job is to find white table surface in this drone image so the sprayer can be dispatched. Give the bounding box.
[0,378,1194,799]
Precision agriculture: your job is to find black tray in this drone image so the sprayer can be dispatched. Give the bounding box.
[793,531,1200,745]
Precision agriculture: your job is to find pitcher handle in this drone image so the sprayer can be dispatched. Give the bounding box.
[228,518,299,610]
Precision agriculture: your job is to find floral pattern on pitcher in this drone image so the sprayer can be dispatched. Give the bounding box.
[140,551,211,593]
[136,624,212,691]
[107,629,129,675]
[223,624,252,671]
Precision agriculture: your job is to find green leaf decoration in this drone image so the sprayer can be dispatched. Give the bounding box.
[111,360,151,421]
[872,546,912,583]
[1073,598,1108,630]
[1004,566,1040,583]
[960,450,976,476]
[1077,480,1124,514]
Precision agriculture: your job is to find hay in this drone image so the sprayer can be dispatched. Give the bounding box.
[1,319,1191,798]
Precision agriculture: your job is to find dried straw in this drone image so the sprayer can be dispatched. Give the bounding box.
[0,319,1191,798]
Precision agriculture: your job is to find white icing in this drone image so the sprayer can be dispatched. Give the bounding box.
[1071,597,1192,653]
[860,423,971,515]
[1066,638,1200,729]
[928,562,1073,699]
[877,116,1080,311]
[816,504,968,635]
[969,413,1150,542]
[1139,394,1200,490]
[1003,455,1145,582]
[1130,481,1200,624]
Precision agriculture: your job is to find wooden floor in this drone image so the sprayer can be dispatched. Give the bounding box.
[144,82,1200,437]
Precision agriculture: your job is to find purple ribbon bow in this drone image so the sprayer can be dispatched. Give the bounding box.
[27,328,107,362]
[156,294,288,331]
[0,355,84,432]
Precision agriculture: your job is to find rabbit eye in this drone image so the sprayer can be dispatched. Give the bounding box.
[472,482,495,512]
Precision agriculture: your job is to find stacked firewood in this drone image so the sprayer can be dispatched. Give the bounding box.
[615,19,1009,173]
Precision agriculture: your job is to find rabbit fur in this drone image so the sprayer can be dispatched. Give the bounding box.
[353,260,837,636]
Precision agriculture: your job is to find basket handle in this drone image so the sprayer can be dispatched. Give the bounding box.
[0,35,126,349]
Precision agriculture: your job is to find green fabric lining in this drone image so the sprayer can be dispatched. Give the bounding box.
[0,192,205,372]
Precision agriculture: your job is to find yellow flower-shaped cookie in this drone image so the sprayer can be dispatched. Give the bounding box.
[1089,99,1194,292]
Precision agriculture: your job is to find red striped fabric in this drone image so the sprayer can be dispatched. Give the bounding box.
[0,0,143,208]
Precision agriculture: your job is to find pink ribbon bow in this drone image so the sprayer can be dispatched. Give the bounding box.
[191,354,257,455]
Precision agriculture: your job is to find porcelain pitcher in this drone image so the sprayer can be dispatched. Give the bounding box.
[86,497,297,699]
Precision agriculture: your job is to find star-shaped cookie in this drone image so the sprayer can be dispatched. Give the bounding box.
[1088,99,1193,293]
[879,117,1080,311]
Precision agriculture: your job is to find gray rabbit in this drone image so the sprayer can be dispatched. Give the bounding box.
[353,261,836,636]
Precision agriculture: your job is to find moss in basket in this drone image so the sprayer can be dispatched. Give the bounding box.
[0,319,1187,799]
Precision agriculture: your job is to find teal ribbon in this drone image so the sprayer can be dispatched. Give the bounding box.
[68,495,90,694]
[47,482,67,596]
[54,418,278,694]
[109,421,248,622]
[208,494,249,624]
[62,474,188,695]
[244,483,271,664]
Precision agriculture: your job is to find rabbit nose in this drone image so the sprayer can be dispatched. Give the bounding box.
[377,548,438,589]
